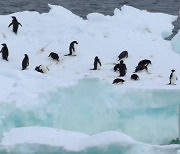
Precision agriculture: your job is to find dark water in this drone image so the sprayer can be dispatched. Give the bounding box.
[0,0,179,39]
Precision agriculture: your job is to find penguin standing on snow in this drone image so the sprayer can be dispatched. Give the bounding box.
[90,56,101,70]
[0,43,9,61]
[119,60,127,77]
[48,52,59,62]
[64,41,78,56]
[22,54,29,70]
[8,16,22,34]
[169,69,178,85]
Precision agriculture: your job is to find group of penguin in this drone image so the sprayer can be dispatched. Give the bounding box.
[0,16,178,85]
[112,50,151,84]
[111,50,177,85]
[0,16,79,74]
[0,17,21,61]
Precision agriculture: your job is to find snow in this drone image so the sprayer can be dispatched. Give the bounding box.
[1,126,180,153]
[172,30,180,54]
[0,3,180,154]
[1,127,136,150]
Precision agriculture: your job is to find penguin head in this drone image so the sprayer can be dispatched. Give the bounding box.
[171,69,175,72]
[11,16,17,21]
[35,66,39,71]
[120,60,124,64]
[48,52,52,57]
[1,43,6,47]
[73,41,78,44]
[11,16,16,18]
[24,54,28,57]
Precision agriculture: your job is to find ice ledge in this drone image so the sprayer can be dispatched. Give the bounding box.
[1,127,180,153]
[1,127,135,151]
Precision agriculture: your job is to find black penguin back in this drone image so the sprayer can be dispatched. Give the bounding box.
[22,54,29,70]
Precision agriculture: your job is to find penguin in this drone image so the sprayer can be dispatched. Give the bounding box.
[138,59,151,66]
[35,66,43,73]
[48,52,59,61]
[0,43,9,61]
[113,63,119,72]
[90,56,101,70]
[112,78,125,84]
[8,16,22,34]
[119,60,127,77]
[169,69,177,85]
[22,54,29,70]
[118,51,128,61]
[131,74,139,80]
[64,41,78,56]
[35,65,49,73]
[134,65,148,73]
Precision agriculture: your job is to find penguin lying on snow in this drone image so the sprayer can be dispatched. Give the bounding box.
[112,78,125,84]
[90,56,101,70]
[118,51,128,61]
[35,65,49,73]
[0,43,9,61]
[22,54,29,70]
[169,69,178,85]
[64,41,78,56]
[48,52,59,61]
[131,74,139,80]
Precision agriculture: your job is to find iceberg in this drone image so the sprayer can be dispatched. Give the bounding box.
[0,4,179,154]
[171,30,180,54]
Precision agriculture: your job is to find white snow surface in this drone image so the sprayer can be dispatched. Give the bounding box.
[0,4,179,105]
[1,126,179,152]
[1,127,135,151]
[0,4,180,152]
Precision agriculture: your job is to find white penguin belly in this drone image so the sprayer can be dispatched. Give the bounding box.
[97,63,101,70]
[72,44,77,56]
[40,65,49,73]
[171,73,177,84]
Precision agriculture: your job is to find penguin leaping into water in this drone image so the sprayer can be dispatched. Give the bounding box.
[169,69,178,85]
[64,41,78,56]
